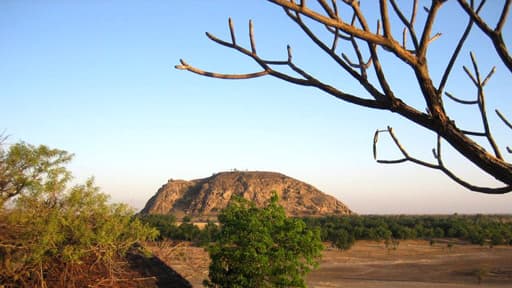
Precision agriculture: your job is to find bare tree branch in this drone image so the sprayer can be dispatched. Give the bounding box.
[496,109,512,154]
[177,0,512,193]
[437,0,485,95]
[374,129,512,194]
[434,135,512,194]
[417,0,444,59]
[458,0,512,72]
[175,59,269,80]
[267,0,418,65]
[389,0,420,50]
[496,109,512,130]
[283,9,388,103]
[249,20,257,54]
[444,92,478,105]
[374,126,438,168]
[464,52,503,159]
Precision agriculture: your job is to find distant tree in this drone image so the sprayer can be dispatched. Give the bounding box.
[178,220,201,242]
[197,220,220,246]
[138,214,179,240]
[332,228,355,250]
[434,227,445,238]
[204,194,323,288]
[177,0,512,194]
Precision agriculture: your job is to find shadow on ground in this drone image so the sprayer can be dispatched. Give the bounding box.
[127,247,192,288]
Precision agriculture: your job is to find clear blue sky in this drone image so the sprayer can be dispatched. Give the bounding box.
[1,0,511,214]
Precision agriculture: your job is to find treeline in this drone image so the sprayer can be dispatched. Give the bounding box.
[303,214,512,250]
[138,214,219,246]
[140,214,512,251]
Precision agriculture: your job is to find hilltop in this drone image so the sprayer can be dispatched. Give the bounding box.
[141,171,352,218]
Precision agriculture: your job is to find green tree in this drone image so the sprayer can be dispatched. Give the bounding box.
[331,228,355,251]
[0,142,158,287]
[0,141,73,206]
[138,213,179,240]
[197,220,220,246]
[204,194,323,288]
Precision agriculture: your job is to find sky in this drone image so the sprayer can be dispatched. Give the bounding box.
[1,0,511,214]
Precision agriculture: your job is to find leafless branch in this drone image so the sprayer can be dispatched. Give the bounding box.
[389,0,420,50]
[337,14,373,77]
[374,126,438,168]
[438,0,485,95]
[458,0,512,72]
[428,32,442,44]
[374,128,512,193]
[435,135,512,193]
[496,109,512,130]
[417,1,444,58]
[178,0,512,193]
[283,8,388,103]
[249,20,257,54]
[229,18,236,45]
[467,52,502,159]
[349,1,396,101]
[180,17,388,109]
[496,0,511,31]
[268,0,418,65]
[175,59,269,80]
[444,92,478,105]
[496,109,512,154]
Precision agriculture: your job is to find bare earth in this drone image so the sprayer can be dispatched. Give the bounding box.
[146,240,512,288]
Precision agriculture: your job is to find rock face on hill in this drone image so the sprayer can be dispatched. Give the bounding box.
[141,171,352,218]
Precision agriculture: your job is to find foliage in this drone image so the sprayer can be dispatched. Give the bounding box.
[304,214,512,248]
[0,142,158,287]
[139,214,180,239]
[138,214,220,246]
[204,194,323,288]
[0,141,73,206]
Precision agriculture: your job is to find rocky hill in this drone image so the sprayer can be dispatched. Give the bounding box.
[141,171,352,218]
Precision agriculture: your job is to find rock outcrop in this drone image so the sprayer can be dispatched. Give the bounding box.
[141,171,352,218]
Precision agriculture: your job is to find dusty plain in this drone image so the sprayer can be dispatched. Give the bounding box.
[146,240,512,288]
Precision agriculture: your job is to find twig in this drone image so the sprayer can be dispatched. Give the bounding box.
[457,0,512,72]
[374,128,512,193]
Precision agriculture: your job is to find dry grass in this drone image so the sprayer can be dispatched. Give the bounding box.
[308,240,512,288]
[146,240,512,288]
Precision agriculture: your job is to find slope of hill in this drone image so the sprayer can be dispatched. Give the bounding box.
[141,171,352,218]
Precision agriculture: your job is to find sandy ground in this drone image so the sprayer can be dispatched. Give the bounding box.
[146,240,512,288]
[308,240,512,288]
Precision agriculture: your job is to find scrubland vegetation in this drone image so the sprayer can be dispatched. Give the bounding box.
[140,213,512,252]
[2,139,511,287]
[0,141,158,287]
[304,214,512,250]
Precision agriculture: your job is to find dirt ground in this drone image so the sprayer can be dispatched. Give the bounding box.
[145,240,512,288]
[308,240,512,288]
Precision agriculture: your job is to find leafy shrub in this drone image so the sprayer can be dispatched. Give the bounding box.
[0,142,158,287]
[204,194,323,288]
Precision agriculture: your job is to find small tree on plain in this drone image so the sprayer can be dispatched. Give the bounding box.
[204,194,323,288]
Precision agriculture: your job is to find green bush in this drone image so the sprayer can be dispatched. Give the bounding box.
[0,142,158,287]
[204,194,323,288]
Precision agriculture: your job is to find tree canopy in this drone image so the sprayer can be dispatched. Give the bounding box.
[0,140,158,287]
[204,194,323,288]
